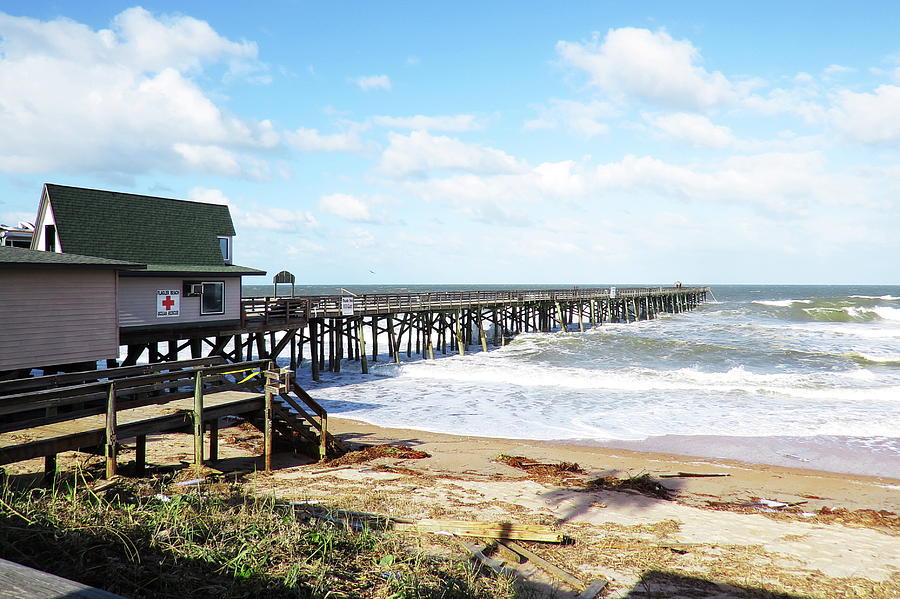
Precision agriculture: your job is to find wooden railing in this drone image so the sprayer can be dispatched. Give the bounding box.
[0,358,336,474]
[241,286,709,323]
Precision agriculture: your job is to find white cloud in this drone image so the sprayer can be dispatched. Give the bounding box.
[646,113,735,148]
[829,85,900,144]
[742,86,826,124]
[284,125,367,152]
[237,206,320,232]
[0,9,275,176]
[524,99,617,137]
[372,114,483,131]
[187,186,232,205]
[379,131,524,177]
[397,150,881,223]
[188,186,318,231]
[556,28,740,109]
[318,193,373,222]
[354,74,391,91]
[824,64,855,76]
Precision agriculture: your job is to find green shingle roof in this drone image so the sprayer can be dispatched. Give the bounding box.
[43,184,264,275]
[0,246,145,269]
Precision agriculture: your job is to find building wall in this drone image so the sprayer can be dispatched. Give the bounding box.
[31,196,60,253]
[118,276,241,328]
[0,269,119,370]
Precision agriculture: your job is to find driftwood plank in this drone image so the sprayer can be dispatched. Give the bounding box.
[392,520,563,543]
[0,557,125,598]
[498,540,585,589]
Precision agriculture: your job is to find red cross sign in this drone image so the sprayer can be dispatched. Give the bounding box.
[157,289,180,317]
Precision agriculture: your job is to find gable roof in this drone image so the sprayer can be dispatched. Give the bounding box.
[0,245,145,270]
[41,184,264,275]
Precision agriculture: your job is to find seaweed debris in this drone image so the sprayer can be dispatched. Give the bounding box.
[327,444,431,466]
[583,473,673,500]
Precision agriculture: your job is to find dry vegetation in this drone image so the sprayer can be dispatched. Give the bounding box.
[0,468,513,599]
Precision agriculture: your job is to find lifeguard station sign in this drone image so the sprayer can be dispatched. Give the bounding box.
[157,289,180,317]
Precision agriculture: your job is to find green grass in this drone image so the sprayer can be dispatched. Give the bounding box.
[0,471,517,599]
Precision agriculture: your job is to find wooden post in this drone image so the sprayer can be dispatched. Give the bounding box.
[590,300,596,328]
[43,454,57,484]
[208,420,219,462]
[388,316,399,363]
[554,301,566,332]
[290,331,297,370]
[105,382,117,479]
[371,317,378,362]
[426,313,435,359]
[358,317,369,374]
[456,311,465,356]
[192,371,203,473]
[479,314,488,352]
[263,366,274,473]
[578,303,584,332]
[310,320,320,381]
[320,410,329,461]
[135,434,147,476]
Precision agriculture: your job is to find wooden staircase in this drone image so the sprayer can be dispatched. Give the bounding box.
[247,366,346,461]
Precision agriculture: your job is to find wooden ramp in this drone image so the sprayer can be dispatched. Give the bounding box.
[0,358,341,476]
[0,557,125,599]
[0,389,263,466]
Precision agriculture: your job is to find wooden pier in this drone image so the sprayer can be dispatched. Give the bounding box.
[118,286,708,381]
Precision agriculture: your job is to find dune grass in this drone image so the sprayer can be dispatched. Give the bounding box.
[0,470,516,599]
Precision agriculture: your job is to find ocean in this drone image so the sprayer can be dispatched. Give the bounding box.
[244,284,900,478]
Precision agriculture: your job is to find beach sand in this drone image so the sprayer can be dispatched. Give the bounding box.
[250,417,899,598]
[5,417,898,597]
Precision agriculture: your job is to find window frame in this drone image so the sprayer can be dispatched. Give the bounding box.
[217,236,232,264]
[200,281,226,315]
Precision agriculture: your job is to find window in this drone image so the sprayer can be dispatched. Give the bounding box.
[44,224,56,252]
[218,236,231,263]
[201,281,225,315]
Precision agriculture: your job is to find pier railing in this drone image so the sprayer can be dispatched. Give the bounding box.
[241,286,709,323]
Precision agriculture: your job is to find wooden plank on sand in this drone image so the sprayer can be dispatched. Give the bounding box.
[392,519,563,543]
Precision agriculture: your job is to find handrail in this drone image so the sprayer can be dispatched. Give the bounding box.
[241,286,710,322]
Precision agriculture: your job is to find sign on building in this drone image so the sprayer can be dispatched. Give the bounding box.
[157,289,180,317]
[609,286,617,299]
[341,296,355,316]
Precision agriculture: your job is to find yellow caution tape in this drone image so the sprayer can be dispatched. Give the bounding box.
[214,367,262,384]
[238,370,262,384]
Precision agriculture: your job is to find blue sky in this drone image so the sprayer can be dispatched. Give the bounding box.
[1,2,898,284]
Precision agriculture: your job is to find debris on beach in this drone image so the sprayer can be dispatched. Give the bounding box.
[493,454,585,483]
[583,472,673,500]
[659,471,731,478]
[326,443,431,466]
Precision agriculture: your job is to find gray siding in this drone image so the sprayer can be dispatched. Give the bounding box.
[118,276,240,328]
[0,269,119,370]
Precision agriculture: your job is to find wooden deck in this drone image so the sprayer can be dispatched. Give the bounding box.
[0,389,262,466]
[0,558,126,599]
[0,358,337,475]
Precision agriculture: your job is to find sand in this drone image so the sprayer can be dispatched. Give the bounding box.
[249,417,899,598]
[5,416,898,598]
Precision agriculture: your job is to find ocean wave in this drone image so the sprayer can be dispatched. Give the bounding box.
[377,358,900,403]
[850,295,900,300]
[753,299,812,307]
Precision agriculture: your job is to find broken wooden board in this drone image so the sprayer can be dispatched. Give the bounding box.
[659,472,730,478]
[392,519,564,543]
[578,578,608,599]
[497,540,585,590]
[460,542,517,576]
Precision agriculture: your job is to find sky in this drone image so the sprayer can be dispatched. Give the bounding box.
[1,1,899,285]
